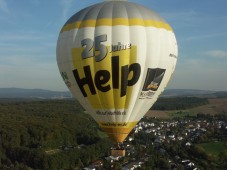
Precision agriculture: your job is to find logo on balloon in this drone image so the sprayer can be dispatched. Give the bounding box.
[140,68,166,99]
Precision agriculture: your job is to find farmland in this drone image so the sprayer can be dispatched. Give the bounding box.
[147,98,227,118]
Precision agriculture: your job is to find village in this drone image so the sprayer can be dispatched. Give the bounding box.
[84,114,227,170]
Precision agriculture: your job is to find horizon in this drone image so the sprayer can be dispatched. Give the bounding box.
[0,0,227,91]
[0,87,226,93]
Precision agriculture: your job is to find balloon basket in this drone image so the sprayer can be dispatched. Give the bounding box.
[111,143,125,157]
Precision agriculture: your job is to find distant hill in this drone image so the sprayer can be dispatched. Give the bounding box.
[0,88,226,99]
[0,88,72,99]
[214,91,227,98]
[161,89,216,97]
[162,89,227,98]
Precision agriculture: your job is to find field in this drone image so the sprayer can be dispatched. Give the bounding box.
[197,141,227,156]
[146,98,227,118]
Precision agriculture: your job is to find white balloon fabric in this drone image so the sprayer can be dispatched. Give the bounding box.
[56,1,178,142]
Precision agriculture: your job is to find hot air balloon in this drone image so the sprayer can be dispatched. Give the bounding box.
[56,0,178,154]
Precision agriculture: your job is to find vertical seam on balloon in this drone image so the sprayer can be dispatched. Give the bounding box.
[95,2,113,124]
[71,29,96,119]
[120,2,130,125]
[163,31,171,90]
[152,24,164,108]
[134,26,148,123]
[110,2,117,125]
[83,3,104,124]
[126,4,147,125]
[123,2,135,125]
[156,27,163,94]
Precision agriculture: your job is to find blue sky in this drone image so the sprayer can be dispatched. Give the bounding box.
[0,0,227,91]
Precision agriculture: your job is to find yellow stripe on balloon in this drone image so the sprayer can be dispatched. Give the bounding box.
[99,121,138,142]
[60,18,172,33]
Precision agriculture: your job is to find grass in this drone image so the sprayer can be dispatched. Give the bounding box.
[169,111,196,118]
[97,130,108,138]
[197,141,227,156]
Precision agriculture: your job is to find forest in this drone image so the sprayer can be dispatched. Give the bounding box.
[0,99,113,169]
[0,97,212,169]
[151,97,209,110]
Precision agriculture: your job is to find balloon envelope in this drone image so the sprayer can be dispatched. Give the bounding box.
[56,1,178,142]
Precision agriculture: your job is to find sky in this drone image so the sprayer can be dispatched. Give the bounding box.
[0,0,227,91]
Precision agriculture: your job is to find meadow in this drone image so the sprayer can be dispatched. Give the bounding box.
[197,141,227,156]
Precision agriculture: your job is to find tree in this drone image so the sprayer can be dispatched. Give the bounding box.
[219,151,227,169]
[156,158,170,169]
[113,162,122,170]
[190,145,208,160]
[146,158,155,168]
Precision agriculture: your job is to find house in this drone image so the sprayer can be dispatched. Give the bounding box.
[107,155,121,161]
[159,135,166,140]
[177,136,183,141]
[185,142,192,146]
[154,138,162,146]
[200,128,207,132]
[169,134,175,140]
[111,148,125,157]
[92,160,103,168]
[123,165,135,170]
[123,161,144,170]
[128,137,134,141]
[145,129,152,133]
[181,159,190,165]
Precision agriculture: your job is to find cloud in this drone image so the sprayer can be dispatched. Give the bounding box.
[204,50,227,58]
[60,0,73,21]
[0,0,10,14]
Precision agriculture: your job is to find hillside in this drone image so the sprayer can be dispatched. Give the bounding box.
[0,99,112,169]
[162,89,214,96]
[147,98,227,118]
[0,88,227,99]
[0,88,71,99]
[161,89,225,98]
